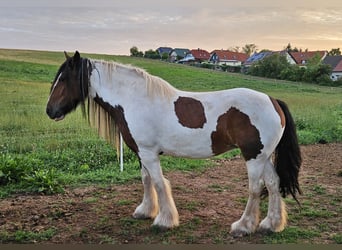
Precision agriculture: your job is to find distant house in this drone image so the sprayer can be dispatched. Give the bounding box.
[189,49,210,63]
[177,48,210,64]
[289,51,328,67]
[177,53,195,64]
[243,51,273,69]
[209,50,248,66]
[279,50,297,65]
[323,56,342,81]
[332,61,342,81]
[169,48,190,62]
[156,47,173,58]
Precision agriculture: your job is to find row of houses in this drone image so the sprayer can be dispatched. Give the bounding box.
[156,47,342,81]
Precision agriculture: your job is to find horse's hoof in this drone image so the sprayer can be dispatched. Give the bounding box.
[132,212,152,220]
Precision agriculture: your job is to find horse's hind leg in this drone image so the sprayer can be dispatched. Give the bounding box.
[231,154,267,237]
[133,166,159,219]
[230,158,264,237]
[258,159,287,233]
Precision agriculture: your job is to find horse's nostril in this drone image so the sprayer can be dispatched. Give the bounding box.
[46,106,52,116]
[46,106,55,118]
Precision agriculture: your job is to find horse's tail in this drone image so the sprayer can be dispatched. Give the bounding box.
[274,99,302,203]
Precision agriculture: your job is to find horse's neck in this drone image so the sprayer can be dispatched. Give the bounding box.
[89,61,146,105]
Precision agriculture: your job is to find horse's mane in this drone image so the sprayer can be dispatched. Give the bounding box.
[90,60,177,99]
[86,60,177,160]
[88,97,120,159]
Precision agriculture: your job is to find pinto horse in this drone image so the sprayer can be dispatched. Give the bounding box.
[46,51,301,236]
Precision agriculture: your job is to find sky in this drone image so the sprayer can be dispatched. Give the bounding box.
[1,0,341,55]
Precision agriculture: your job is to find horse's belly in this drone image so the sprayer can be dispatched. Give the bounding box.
[159,133,218,159]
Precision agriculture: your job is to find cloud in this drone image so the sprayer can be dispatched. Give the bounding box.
[300,10,342,24]
[0,2,341,54]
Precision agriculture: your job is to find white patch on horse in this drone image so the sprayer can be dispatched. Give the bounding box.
[47,72,62,103]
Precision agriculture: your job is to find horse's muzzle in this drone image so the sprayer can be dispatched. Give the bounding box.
[46,106,65,121]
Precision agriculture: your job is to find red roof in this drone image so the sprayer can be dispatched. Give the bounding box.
[211,50,248,62]
[334,60,342,72]
[290,51,327,65]
[190,49,210,60]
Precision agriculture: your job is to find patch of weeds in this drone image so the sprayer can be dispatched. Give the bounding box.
[99,235,117,244]
[316,222,330,232]
[263,227,320,243]
[184,201,201,212]
[83,197,98,204]
[208,184,222,192]
[79,228,90,241]
[0,154,63,194]
[207,184,231,193]
[48,208,67,220]
[117,199,134,206]
[187,217,202,229]
[332,234,342,244]
[312,185,326,195]
[209,225,230,243]
[337,170,342,177]
[151,218,203,244]
[0,228,56,243]
[183,234,200,244]
[24,168,63,194]
[301,207,334,219]
[236,197,248,204]
[119,217,142,230]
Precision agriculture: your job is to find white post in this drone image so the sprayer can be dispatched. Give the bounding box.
[120,133,124,172]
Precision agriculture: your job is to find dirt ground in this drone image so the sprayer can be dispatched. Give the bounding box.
[0,143,341,244]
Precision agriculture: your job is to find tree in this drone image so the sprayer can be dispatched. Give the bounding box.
[228,46,241,52]
[130,46,143,57]
[285,43,299,52]
[144,49,160,59]
[161,53,169,61]
[328,48,341,56]
[249,53,290,79]
[242,44,257,56]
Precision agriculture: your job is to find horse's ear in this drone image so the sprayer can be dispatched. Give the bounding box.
[64,51,70,59]
[72,51,81,66]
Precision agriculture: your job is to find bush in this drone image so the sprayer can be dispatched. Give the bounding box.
[0,154,62,194]
[221,64,241,73]
[249,54,291,79]
[333,77,342,86]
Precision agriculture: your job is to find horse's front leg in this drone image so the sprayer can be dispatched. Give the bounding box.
[133,166,159,219]
[138,153,179,229]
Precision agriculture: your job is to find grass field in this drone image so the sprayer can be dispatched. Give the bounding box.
[0,48,341,195]
[0,49,341,244]
[0,47,342,196]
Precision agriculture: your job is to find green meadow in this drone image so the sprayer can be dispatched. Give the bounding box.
[0,48,341,196]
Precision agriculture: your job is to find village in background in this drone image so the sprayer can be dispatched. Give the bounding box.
[129,44,342,86]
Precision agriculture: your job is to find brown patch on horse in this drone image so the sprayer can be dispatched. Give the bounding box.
[174,97,207,129]
[269,97,285,128]
[94,96,139,154]
[211,107,264,161]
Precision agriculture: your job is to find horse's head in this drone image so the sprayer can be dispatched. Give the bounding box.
[46,51,90,121]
